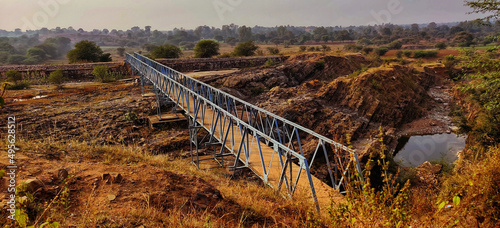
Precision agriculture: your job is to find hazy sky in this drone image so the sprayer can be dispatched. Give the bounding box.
[0,0,485,31]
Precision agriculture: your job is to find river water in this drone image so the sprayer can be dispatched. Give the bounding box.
[394,133,466,167]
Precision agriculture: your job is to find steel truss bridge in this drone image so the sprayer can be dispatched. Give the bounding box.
[126,53,364,212]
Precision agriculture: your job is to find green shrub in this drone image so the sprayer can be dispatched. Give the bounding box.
[264,59,276,67]
[6,70,22,84]
[396,50,403,59]
[299,46,307,52]
[362,47,374,54]
[151,44,182,59]
[194,40,220,58]
[344,44,363,52]
[374,47,389,56]
[321,45,331,52]
[92,65,122,83]
[267,47,280,55]
[233,41,259,56]
[6,82,30,90]
[48,69,66,88]
[403,50,413,58]
[387,40,403,50]
[413,50,438,58]
[435,42,447,50]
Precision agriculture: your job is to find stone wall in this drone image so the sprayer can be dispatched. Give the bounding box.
[0,62,129,80]
[156,56,287,72]
[0,56,288,80]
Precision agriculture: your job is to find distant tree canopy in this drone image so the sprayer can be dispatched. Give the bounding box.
[150,44,182,59]
[233,41,259,57]
[67,40,112,63]
[194,40,220,58]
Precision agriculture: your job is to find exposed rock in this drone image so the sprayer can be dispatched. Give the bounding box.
[108,194,117,201]
[416,161,442,186]
[58,169,69,181]
[24,178,43,193]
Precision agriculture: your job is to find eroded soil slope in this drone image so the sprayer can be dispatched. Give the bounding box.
[198,54,452,157]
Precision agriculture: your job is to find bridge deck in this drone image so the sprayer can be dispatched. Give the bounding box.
[177,81,344,212]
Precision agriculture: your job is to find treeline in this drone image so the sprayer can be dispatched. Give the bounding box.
[2,19,500,65]
[0,36,70,65]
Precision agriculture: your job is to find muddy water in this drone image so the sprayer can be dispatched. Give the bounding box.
[394,133,466,167]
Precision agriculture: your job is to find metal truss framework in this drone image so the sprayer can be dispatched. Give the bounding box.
[126,53,364,211]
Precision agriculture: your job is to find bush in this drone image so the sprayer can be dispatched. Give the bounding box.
[48,69,66,88]
[374,47,389,56]
[151,44,182,59]
[396,50,403,59]
[344,44,363,52]
[194,40,220,58]
[6,82,30,90]
[435,42,447,50]
[321,45,331,52]
[308,46,316,52]
[267,47,280,55]
[92,65,121,83]
[387,40,403,50]
[403,50,413,58]
[264,59,276,67]
[233,41,259,56]
[299,46,307,52]
[6,70,22,84]
[218,53,232,58]
[329,130,412,227]
[413,50,438,58]
[362,47,374,54]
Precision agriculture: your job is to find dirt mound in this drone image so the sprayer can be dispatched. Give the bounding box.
[199,53,370,100]
[317,65,435,127]
[283,53,370,83]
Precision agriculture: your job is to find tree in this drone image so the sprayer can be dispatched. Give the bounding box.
[26,47,47,62]
[67,40,112,63]
[150,44,182,59]
[48,69,66,88]
[194,40,220,58]
[233,41,259,56]
[117,47,126,57]
[465,0,500,20]
[238,26,253,42]
[454,31,475,47]
[6,70,22,84]
[7,55,26,65]
[44,36,71,57]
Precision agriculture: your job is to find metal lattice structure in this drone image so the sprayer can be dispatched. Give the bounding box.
[126,53,364,211]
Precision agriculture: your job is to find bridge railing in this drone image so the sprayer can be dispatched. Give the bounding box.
[126,53,364,210]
